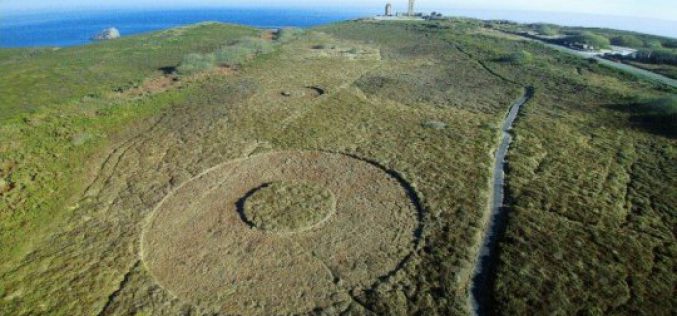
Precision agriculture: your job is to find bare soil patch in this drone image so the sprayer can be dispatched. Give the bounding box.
[260,30,276,41]
[118,66,236,97]
[279,85,326,99]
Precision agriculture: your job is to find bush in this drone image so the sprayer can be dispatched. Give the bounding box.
[633,48,677,65]
[644,39,663,48]
[535,24,559,36]
[422,120,447,129]
[176,53,215,75]
[236,37,275,55]
[569,31,610,49]
[662,39,677,49]
[502,50,533,64]
[214,45,254,66]
[176,36,275,73]
[275,28,304,42]
[610,35,643,48]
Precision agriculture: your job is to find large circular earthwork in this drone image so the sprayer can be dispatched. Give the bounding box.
[141,151,420,314]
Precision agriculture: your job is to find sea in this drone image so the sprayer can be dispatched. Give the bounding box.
[1,7,675,48]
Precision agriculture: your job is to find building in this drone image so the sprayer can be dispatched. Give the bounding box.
[374,1,424,20]
[385,2,393,16]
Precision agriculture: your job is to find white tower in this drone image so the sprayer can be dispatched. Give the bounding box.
[407,0,415,16]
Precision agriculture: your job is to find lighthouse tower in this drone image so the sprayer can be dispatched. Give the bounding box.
[385,2,393,16]
[407,0,415,16]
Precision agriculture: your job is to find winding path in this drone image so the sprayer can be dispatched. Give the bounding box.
[469,87,534,316]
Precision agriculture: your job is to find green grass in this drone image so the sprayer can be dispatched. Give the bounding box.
[0,23,257,121]
[453,22,676,314]
[624,60,677,80]
[643,96,677,113]
[0,87,185,266]
[0,23,259,270]
[176,36,277,73]
[275,27,305,42]
[610,34,644,47]
[236,36,275,54]
[244,181,335,233]
[534,24,559,36]
[568,31,612,49]
[500,50,533,64]
[176,52,216,74]
[0,18,674,316]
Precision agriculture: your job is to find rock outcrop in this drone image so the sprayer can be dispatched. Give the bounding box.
[92,27,120,40]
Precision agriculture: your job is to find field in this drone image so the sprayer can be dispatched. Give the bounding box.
[0,18,674,315]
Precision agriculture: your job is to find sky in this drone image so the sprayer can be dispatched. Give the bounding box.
[1,0,676,21]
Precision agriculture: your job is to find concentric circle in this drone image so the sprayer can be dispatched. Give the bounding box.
[141,151,419,314]
[242,181,336,234]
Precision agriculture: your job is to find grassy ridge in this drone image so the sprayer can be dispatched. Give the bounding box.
[0,18,674,315]
[316,21,519,314]
[330,19,675,314]
[459,21,677,314]
[0,23,257,121]
[0,23,258,269]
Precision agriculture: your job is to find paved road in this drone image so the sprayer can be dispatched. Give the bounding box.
[468,87,533,316]
[537,41,677,88]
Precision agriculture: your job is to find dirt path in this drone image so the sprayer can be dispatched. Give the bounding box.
[468,87,533,316]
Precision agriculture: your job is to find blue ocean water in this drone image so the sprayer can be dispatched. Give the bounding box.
[1,8,675,48]
[0,8,369,48]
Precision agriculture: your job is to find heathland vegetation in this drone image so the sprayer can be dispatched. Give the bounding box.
[0,17,674,315]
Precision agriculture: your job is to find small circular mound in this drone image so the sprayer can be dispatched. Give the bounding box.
[243,181,335,233]
[141,151,419,315]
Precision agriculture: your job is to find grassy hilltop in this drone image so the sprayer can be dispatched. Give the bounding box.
[0,18,675,315]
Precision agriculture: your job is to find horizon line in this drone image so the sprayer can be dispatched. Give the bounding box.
[3,5,677,24]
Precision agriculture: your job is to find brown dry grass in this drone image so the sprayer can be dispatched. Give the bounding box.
[244,180,335,233]
[3,20,672,316]
[141,151,419,314]
[118,65,236,97]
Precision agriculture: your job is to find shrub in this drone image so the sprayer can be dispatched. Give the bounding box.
[502,50,533,64]
[610,35,643,48]
[535,24,559,36]
[176,53,215,75]
[275,28,304,42]
[568,31,610,49]
[236,37,275,55]
[176,36,275,73]
[644,39,663,48]
[214,45,254,66]
[422,120,447,129]
[662,39,677,48]
[633,48,677,65]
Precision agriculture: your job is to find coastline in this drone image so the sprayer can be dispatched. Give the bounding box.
[2,8,675,48]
